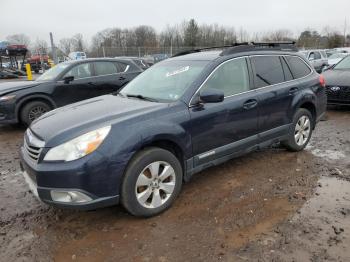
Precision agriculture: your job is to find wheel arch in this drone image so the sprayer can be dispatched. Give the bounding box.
[298,101,317,128]
[139,138,186,176]
[16,94,56,122]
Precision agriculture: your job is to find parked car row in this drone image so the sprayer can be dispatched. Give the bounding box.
[14,42,328,217]
[0,58,143,125]
[300,48,350,73]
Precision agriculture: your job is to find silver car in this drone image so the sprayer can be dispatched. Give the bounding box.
[300,50,328,73]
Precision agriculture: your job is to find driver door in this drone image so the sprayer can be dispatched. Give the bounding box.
[53,62,94,107]
[189,58,259,167]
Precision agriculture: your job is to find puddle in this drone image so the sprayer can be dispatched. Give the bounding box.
[308,148,346,161]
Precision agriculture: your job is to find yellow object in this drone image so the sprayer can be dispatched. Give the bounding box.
[25,63,32,81]
[48,58,55,68]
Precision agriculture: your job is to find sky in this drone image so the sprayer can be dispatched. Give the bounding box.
[1,0,349,46]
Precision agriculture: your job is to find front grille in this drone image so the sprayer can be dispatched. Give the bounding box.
[326,86,350,102]
[23,130,45,163]
[24,139,42,162]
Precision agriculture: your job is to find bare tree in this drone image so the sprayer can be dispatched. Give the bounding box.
[59,38,74,55]
[32,38,49,55]
[184,19,199,48]
[6,34,31,46]
[71,33,85,51]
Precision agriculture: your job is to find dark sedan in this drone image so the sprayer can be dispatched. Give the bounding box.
[0,58,142,125]
[323,55,350,105]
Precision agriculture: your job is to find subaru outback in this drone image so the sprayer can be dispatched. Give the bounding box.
[20,42,327,217]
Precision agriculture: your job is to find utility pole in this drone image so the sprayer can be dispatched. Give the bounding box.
[343,18,347,47]
[49,32,58,64]
[102,44,106,57]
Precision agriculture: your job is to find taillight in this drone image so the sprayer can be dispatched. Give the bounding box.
[319,74,326,87]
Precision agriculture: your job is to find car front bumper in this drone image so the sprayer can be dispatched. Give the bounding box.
[19,146,127,210]
[0,102,17,123]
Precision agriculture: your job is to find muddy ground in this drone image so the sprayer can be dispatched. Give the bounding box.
[0,109,349,262]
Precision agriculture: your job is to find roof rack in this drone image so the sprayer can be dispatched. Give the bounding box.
[220,41,298,56]
[172,43,249,57]
[172,42,298,57]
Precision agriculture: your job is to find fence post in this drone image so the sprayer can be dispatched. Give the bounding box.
[26,63,32,81]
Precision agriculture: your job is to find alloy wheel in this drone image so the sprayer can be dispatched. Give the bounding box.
[28,106,47,121]
[294,115,311,146]
[135,161,176,209]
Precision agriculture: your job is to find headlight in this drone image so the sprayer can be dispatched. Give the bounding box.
[0,95,16,102]
[44,126,111,162]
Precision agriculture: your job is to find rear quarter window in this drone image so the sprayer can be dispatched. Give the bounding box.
[251,56,285,88]
[285,56,312,79]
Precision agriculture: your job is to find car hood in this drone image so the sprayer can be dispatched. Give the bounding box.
[0,81,41,95]
[323,70,350,86]
[30,95,167,147]
[327,58,342,66]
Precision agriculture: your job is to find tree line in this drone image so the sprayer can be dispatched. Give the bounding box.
[4,19,350,58]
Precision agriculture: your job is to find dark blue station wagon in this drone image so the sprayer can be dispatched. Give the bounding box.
[20,43,327,217]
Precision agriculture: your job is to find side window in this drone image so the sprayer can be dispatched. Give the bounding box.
[94,62,118,76]
[285,56,312,79]
[114,62,128,73]
[281,57,293,81]
[314,52,321,60]
[64,63,92,79]
[201,58,250,97]
[309,52,315,60]
[251,56,284,88]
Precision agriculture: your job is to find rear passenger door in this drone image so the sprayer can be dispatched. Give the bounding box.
[91,61,128,96]
[250,55,300,143]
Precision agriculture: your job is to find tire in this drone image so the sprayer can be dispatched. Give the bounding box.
[121,147,183,217]
[20,101,51,126]
[282,108,313,152]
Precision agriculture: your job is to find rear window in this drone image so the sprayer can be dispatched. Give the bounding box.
[251,56,284,88]
[94,61,118,76]
[285,56,312,79]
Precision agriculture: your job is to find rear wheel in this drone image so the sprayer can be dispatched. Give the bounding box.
[282,108,313,152]
[20,101,51,126]
[121,147,183,217]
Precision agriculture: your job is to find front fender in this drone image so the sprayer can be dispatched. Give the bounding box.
[140,121,192,159]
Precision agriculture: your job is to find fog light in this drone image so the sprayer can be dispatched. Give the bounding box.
[50,190,92,203]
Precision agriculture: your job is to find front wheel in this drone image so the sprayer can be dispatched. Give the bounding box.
[282,108,313,152]
[20,101,51,126]
[121,147,183,217]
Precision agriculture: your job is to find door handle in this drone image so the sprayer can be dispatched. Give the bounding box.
[119,76,126,81]
[243,99,258,110]
[289,87,299,94]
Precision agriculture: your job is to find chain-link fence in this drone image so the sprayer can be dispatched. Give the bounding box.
[87,46,211,58]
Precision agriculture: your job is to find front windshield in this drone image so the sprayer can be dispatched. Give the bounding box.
[36,62,71,81]
[334,56,350,70]
[120,60,209,102]
[329,53,347,59]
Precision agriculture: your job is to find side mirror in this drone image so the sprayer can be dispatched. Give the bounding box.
[63,76,74,84]
[199,88,224,103]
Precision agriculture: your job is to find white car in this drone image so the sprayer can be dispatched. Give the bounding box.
[327,53,349,66]
[68,51,87,60]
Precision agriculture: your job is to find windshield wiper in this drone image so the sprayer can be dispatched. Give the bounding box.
[124,94,159,102]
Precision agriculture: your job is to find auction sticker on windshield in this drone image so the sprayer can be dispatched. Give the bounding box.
[166,66,190,77]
